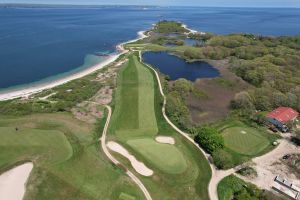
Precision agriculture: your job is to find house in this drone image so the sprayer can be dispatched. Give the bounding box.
[267,107,299,132]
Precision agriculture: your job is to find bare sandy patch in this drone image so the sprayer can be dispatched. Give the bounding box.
[0,162,33,200]
[107,141,153,176]
[155,136,175,145]
[238,140,300,191]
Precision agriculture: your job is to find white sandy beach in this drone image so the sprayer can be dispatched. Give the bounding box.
[107,141,153,176]
[0,162,33,200]
[0,31,148,101]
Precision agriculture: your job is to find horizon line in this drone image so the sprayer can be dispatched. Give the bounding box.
[0,3,300,9]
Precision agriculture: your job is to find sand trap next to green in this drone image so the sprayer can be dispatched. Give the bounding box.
[0,162,33,200]
[107,141,153,176]
[127,138,187,174]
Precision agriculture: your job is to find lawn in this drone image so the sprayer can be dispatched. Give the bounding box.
[214,120,278,169]
[127,138,187,174]
[223,127,270,156]
[0,113,144,200]
[0,127,72,166]
[108,52,211,199]
[110,54,158,140]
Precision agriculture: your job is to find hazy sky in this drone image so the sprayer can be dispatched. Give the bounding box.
[1,0,299,7]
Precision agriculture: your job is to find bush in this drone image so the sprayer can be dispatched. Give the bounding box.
[212,149,234,169]
[236,166,257,177]
[166,91,191,129]
[194,127,224,154]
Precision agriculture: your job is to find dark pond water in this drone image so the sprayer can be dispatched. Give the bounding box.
[142,52,220,81]
[184,38,198,46]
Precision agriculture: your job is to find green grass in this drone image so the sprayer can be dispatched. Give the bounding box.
[127,138,187,174]
[135,57,158,133]
[108,52,211,199]
[0,127,72,166]
[119,193,136,200]
[223,126,270,156]
[0,113,144,200]
[110,54,158,140]
[213,120,278,169]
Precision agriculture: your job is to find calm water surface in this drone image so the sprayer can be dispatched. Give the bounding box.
[142,52,219,81]
[0,6,300,90]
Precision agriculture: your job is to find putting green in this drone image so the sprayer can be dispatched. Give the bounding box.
[127,138,187,174]
[0,127,73,165]
[222,127,270,156]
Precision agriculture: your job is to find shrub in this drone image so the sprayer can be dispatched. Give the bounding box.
[236,166,257,177]
[194,127,224,154]
[212,149,234,169]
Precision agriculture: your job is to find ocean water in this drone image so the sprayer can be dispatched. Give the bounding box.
[0,6,300,90]
[142,52,219,81]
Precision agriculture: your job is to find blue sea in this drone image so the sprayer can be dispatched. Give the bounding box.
[0,6,300,91]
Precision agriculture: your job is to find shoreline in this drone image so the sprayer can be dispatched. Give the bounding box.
[0,31,148,101]
[0,22,196,101]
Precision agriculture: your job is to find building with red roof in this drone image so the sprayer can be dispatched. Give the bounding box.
[267,107,299,132]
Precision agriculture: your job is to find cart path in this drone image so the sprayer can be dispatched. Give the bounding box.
[100,105,152,200]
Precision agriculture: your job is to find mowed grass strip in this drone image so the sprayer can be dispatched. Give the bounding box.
[112,54,158,139]
[135,55,158,134]
[222,127,270,156]
[115,57,139,131]
[127,138,187,174]
[0,127,72,166]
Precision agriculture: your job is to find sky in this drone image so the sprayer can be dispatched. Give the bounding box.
[0,0,299,7]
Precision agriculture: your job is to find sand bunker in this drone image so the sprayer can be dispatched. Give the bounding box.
[107,141,153,176]
[0,162,33,200]
[241,131,247,134]
[155,136,175,145]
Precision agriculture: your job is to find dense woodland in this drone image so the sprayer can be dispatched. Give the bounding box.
[183,33,300,115]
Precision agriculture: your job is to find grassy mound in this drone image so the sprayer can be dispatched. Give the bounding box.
[127,138,187,174]
[223,126,270,155]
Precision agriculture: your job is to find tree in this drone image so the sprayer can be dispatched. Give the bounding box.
[235,189,255,200]
[194,127,224,154]
[172,78,193,97]
[166,91,190,129]
[272,92,287,107]
[212,149,234,169]
[254,95,271,111]
[231,91,254,110]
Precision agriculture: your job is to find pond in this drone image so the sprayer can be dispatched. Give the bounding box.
[184,38,199,46]
[142,52,220,81]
